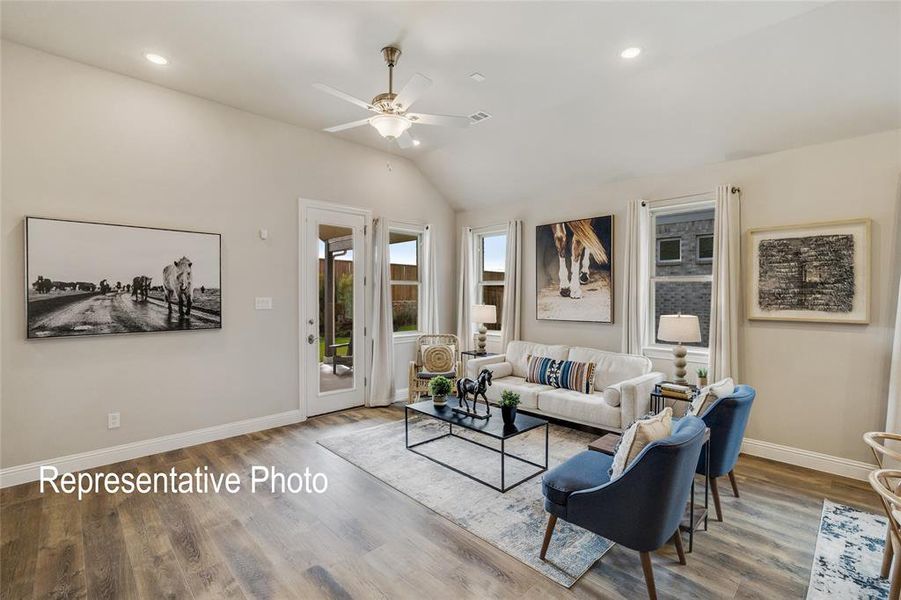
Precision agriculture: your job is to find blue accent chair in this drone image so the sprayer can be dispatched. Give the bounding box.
[540,416,707,600]
[695,384,756,521]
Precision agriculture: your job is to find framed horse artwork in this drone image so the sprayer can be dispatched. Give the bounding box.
[536,215,614,323]
[25,217,221,339]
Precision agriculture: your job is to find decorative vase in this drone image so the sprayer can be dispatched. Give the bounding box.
[698,377,708,387]
[501,405,517,425]
[433,395,446,407]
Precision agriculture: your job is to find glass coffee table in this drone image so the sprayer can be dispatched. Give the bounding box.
[405,396,549,493]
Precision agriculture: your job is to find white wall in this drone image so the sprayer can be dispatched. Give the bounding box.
[457,129,901,464]
[0,42,456,468]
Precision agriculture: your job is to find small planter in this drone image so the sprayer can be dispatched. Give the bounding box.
[501,405,517,426]
[698,377,708,387]
[433,394,447,407]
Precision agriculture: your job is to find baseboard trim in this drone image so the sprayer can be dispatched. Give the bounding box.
[741,438,875,481]
[0,409,305,488]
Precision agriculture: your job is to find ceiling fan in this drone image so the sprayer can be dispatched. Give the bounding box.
[314,46,471,149]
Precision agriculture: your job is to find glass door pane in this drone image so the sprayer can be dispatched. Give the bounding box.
[318,224,354,393]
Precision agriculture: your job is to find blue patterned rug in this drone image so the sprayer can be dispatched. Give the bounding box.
[807,499,891,599]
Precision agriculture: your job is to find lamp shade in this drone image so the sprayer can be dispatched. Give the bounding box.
[369,114,411,139]
[471,304,497,324]
[657,314,701,343]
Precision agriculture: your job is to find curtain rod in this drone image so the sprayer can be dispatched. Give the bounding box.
[640,187,740,207]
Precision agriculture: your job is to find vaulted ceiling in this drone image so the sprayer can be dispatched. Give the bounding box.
[3,1,899,209]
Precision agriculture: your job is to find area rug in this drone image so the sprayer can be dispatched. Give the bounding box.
[318,417,613,587]
[806,499,891,599]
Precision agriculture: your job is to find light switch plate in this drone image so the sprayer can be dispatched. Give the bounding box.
[108,412,120,429]
[255,297,273,310]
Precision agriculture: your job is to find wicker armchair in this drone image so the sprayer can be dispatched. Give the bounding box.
[408,334,463,403]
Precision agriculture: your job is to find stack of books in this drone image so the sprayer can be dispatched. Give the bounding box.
[658,382,695,400]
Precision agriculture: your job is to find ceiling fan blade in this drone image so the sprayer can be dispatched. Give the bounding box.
[406,112,471,128]
[393,73,432,111]
[396,130,416,149]
[324,118,371,133]
[313,83,375,112]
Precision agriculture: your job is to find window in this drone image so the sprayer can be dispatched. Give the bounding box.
[475,227,507,332]
[657,238,682,264]
[697,234,714,263]
[647,201,715,349]
[389,226,422,334]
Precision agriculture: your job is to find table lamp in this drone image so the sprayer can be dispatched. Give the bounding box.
[471,304,497,355]
[657,314,701,384]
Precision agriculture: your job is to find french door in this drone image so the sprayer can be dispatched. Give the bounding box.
[303,203,368,416]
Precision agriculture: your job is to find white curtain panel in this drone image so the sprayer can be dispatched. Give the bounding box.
[708,185,741,382]
[500,220,523,348]
[456,227,476,351]
[622,199,650,355]
[887,278,901,435]
[367,218,395,406]
[421,224,440,334]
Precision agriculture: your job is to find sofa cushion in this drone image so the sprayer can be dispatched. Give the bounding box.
[484,376,553,410]
[506,341,569,378]
[603,383,622,407]
[567,347,652,391]
[542,450,613,506]
[537,388,621,429]
[611,407,673,478]
[481,361,513,379]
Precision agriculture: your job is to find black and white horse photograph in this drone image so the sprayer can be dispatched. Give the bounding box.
[536,215,613,323]
[25,217,221,338]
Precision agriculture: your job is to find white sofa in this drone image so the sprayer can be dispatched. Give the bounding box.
[466,341,664,432]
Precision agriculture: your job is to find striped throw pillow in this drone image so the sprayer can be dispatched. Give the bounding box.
[526,355,558,386]
[525,356,596,394]
[556,359,596,394]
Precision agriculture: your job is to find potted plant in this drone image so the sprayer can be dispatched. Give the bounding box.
[697,367,708,387]
[429,375,453,407]
[499,390,521,425]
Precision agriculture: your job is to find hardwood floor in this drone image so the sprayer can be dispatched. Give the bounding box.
[1,405,882,599]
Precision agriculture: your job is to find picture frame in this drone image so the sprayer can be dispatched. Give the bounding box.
[746,218,870,324]
[25,216,222,338]
[535,214,614,323]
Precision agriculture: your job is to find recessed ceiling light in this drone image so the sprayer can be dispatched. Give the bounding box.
[469,72,486,83]
[620,47,641,59]
[412,139,421,146]
[144,53,169,65]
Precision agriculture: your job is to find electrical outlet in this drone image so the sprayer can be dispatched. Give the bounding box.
[108,412,120,429]
[255,297,273,310]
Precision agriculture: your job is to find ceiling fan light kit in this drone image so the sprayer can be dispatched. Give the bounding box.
[315,45,471,147]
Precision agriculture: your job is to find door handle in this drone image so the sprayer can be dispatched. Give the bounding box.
[307,334,318,345]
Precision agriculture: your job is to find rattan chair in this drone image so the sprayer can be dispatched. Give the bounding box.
[865,433,901,581]
[869,468,901,600]
[408,334,462,403]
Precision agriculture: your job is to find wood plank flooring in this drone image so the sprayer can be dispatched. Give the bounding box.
[1,405,882,599]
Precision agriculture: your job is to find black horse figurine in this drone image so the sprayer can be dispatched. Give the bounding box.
[454,369,493,419]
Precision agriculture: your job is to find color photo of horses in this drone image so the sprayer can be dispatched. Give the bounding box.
[536,215,613,323]
[25,217,221,338]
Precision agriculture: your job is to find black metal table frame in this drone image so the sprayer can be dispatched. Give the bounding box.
[683,436,710,553]
[404,407,549,493]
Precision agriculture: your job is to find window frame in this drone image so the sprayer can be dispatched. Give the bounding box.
[473,224,508,337]
[388,222,425,338]
[656,237,683,264]
[696,234,714,263]
[643,196,715,359]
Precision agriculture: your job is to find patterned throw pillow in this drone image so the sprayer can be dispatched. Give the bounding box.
[688,377,735,417]
[556,359,596,394]
[422,345,455,373]
[526,355,558,386]
[525,356,596,394]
